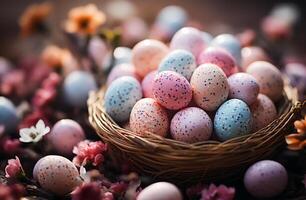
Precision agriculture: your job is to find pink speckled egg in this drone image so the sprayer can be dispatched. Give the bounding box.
[47,119,85,155]
[137,182,183,200]
[34,155,81,195]
[246,61,284,102]
[190,63,229,111]
[197,47,237,77]
[170,107,212,143]
[170,27,205,58]
[106,63,140,85]
[152,71,192,110]
[132,39,168,78]
[141,70,157,98]
[250,94,277,132]
[241,46,269,71]
[228,73,260,105]
[130,98,169,137]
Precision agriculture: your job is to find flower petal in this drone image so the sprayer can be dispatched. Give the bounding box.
[35,119,45,132]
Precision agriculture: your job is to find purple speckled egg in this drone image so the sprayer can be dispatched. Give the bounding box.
[247,61,284,102]
[241,46,269,71]
[141,70,157,98]
[152,71,192,110]
[190,63,229,111]
[137,182,183,200]
[106,63,140,86]
[244,160,288,198]
[34,155,81,195]
[47,119,85,155]
[197,47,237,77]
[228,73,260,105]
[170,107,212,143]
[170,27,205,58]
[250,94,277,132]
[132,39,168,78]
[130,98,169,137]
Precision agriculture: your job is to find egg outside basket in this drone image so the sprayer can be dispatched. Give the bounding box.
[88,83,303,184]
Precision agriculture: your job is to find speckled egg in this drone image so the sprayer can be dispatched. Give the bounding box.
[63,71,98,108]
[228,73,260,105]
[170,27,205,58]
[141,70,157,98]
[106,63,140,86]
[104,76,143,122]
[197,47,237,77]
[47,119,85,155]
[241,46,269,71]
[170,107,212,143]
[0,96,19,133]
[246,61,284,102]
[130,98,169,137]
[132,39,168,78]
[210,34,241,65]
[113,47,132,65]
[250,94,277,132]
[284,62,306,100]
[158,49,196,80]
[244,160,288,198]
[190,63,229,111]
[152,71,192,110]
[34,155,81,196]
[214,99,252,141]
[137,182,183,200]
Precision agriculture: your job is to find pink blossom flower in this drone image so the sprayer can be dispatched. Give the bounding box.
[201,184,235,200]
[5,156,24,178]
[19,109,49,129]
[0,184,26,200]
[73,140,107,167]
[3,139,20,155]
[72,182,113,200]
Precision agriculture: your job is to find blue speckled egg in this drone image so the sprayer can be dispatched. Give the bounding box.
[158,49,196,80]
[104,76,142,122]
[0,96,19,133]
[214,99,252,141]
[63,71,98,108]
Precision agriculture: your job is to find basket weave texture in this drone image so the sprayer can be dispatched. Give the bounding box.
[88,84,303,183]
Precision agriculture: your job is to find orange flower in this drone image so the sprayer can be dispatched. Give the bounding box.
[19,2,53,37]
[65,4,106,35]
[285,116,306,150]
[41,45,72,69]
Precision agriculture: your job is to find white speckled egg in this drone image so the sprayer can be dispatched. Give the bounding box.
[106,63,140,86]
[34,155,81,196]
[190,63,229,111]
[246,61,284,102]
[141,70,157,98]
[250,94,277,132]
[170,107,212,143]
[137,182,183,200]
[104,76,143,122]
[228,73,260,105]
[130,98,169,137]
[158,49,196,80]
[244,160,288,198]
[214,99,252,141]
[132,39,168,78]
[152,71,192,110]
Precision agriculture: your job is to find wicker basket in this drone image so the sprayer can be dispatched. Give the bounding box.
[88,83,303,183]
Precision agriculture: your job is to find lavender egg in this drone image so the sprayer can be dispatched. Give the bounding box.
[190,63,229,111]
[170,107,212,143]
[132,39,168,78]
[63,71,98,108]
[130,98,169,137]
[158,49,196,80]
[106,63,140,86]
[141,70,157,98]
[170,27,205,58]
[152,71,192,110]
[34,155,81,196]
[137,182,183,200]
[244,160,288,198]
[250,94,277,132]
[214,99,252,141]
[47,119,85,155]
[0,96,19,132]
[228,73,260,105]
[247,61,284,102]
[104,76,142,122]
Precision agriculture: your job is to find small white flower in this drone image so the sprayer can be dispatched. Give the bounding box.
[79,165,90,183]
[19,119,50,143]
